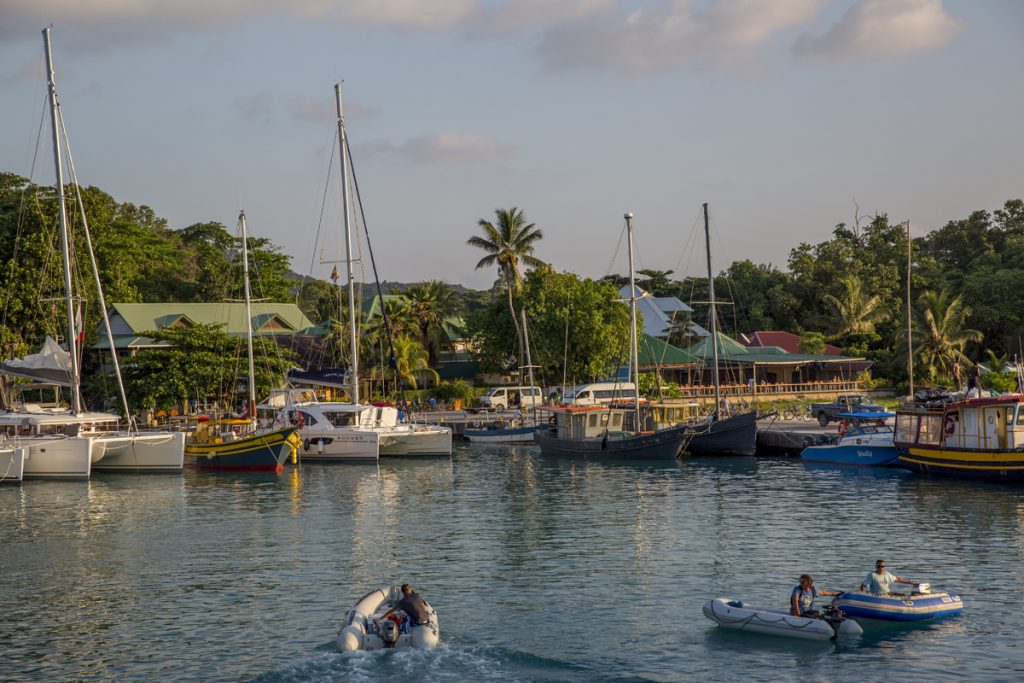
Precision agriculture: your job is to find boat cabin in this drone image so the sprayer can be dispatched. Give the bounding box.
[541,405,638,441]
[895,396,1024,452]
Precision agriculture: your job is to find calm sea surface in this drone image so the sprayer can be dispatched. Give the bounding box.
[2,445,1023,682]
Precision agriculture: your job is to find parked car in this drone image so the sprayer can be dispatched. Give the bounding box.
[563,382,638,406]
[478,386,543,410]
[811,394,885,427]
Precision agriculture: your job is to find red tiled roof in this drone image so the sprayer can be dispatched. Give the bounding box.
[742,331,843,356]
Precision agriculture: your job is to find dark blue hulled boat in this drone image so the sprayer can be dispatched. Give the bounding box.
[833,585,963,621]
[801,412,899,466]
[534,405,690,460]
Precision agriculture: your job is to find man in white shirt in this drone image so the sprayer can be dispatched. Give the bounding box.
[860,559,916,595]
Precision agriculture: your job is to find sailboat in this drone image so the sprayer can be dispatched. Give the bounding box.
[676,203,758,456]
[263,84,451,459]
[0,28,185,478]
[534,213,691,459]
[183,211,301,473]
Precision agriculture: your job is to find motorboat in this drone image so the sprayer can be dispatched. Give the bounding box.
[463,418,537,444]
[0,446,26,484]
[800,411,899,466]
[702,598,862,641]
[186,418,300,473]
[833,584,963,621]
[337,585,440,651]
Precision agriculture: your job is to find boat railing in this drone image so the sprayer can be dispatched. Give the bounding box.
[673,380,863,400]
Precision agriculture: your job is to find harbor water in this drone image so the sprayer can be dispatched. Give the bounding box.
[2,445,1023,682]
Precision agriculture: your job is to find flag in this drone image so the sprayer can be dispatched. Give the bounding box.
[75,302,85,343]
[330,266,339,282]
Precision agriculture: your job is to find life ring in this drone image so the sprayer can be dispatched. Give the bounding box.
[944,416,956,437]
[837,421,846,436]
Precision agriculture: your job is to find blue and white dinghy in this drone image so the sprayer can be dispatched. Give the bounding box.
[833,584,963,621]
[337,585,440,651]
[703,598,862,641]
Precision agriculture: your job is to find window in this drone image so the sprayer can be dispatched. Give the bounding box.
[918,414,942,446]
[588,414,599,428]
[895,413,917,443]
[612,413,622,427]
[1017,406,1024,426]
[299,411,318,426]
[600,412,610,426]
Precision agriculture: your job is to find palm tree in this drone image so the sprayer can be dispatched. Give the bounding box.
[368,335,438,393]
[405,280,456,366]
[822,275,890,336]
[910,289,983,383]
[467,207,544,382]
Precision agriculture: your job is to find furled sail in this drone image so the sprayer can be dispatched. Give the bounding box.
[286,366,349,389]
[0,336,74,386]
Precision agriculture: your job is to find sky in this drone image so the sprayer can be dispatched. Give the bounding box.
[2,1,1022,291]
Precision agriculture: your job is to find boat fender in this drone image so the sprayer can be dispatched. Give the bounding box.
[837,421,846,436]
[945,416,956,436]
[302,439,310,452]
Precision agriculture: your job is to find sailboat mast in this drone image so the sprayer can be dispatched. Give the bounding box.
[335,84,359,404]
[703,203,721,417]
[43,27,80,414]
[905,220,914,396]
[239,210,257,418]
[520,309,536,393]
[624,212,640,431]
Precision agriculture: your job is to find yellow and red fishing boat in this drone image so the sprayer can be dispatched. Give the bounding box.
[185,418,299,474]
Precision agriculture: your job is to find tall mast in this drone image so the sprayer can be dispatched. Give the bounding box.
[520,308,536,393]
[703,203,721,418]
[335,83,359,404]
[624,212,640,432]
[905,220,914,396]
[239,210,257,419]
[43,27,80,414]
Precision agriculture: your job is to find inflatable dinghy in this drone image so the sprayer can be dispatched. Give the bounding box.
[834,584,963,621]
[337,585,440,651]
[703,598,862,641]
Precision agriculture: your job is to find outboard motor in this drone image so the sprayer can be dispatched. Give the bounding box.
[378,618,401,647]
[821,604,847,636]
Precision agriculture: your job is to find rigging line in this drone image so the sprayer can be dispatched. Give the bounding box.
[59,106,135,428]
[344,134,400,386]
[604,221,627,279]
[305,128,337,282]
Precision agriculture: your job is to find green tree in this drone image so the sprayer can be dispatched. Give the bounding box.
[467,268,631,384]
[467,207,544,381]
[121,324,294,411]
[405,280,456,366]
[909,289,983,384]
[822,275,890,336]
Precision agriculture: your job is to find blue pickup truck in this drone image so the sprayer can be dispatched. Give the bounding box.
[811,394,886,427]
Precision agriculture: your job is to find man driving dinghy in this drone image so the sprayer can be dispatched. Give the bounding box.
[380,584,431,626]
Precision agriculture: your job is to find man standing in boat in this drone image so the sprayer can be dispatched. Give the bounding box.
[860,559,917,595]
[381,584,432,626]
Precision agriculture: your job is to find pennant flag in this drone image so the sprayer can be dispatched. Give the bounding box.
[330,266,339,282]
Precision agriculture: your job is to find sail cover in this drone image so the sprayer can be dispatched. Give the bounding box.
[286,366,349,389]
[0,336,74,387]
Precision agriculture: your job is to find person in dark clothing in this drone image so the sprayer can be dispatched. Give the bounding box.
[967,361,982,395]
[382,584,431,626]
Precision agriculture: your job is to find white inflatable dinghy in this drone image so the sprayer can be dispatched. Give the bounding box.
[337,585,440,651]
[703,598,862,641]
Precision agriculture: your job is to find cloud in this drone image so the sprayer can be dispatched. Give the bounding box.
[795,0,961,59]
[230,93,274,123]
[537,0,821,76]
[400,132,514,163]
[354,132,513,163]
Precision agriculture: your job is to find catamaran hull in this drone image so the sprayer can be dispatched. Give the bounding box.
[377,426,453,457]
[186,428,299,473]
[20,436,97,480]
[0,447,26,483]
[535,425,688,459]
[92,431,186,473]
[296,429,380,463]
[684,411,758,457]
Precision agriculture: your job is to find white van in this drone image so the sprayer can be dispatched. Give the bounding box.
[478,386,543,410]
[563,382,638,406]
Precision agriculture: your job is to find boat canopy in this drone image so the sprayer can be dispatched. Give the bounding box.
[286,366,349,389]
[0,336,73,387]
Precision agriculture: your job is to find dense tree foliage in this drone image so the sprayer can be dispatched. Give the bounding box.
[467,269,632,385]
